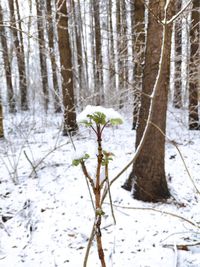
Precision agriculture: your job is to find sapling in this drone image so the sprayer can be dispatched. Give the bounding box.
[72,106,123,267]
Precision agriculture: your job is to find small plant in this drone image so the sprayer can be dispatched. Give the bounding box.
[72,106,123,267]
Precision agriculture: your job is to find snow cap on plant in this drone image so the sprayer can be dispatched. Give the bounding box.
[77,105,123,126]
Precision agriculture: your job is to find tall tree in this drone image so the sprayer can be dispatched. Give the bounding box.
[173,0,182,109]
[0,3,16,113]
[92,0,103,105]
[36,0,49,111]
[108,0,116,92]
[46,0,61,112]
[123,0,175,202]
[8,0,28,110]
[57,0,77,135]
[189,0,200,130]
[131,0,145,129]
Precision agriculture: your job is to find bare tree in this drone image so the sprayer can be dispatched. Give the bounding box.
[92,0,103,105]
[173,0,183,109]
[36,0,49,111]
[57,0,77,135]
[0,3,16,113]
[131,0,145,129]
[46,0,61,113]
[189,0,200,130]
[123,0,175,202]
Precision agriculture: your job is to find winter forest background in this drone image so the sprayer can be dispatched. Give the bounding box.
[0,0,200,266]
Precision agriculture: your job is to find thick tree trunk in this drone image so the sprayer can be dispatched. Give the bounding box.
[189,0,200,130]
[132,0,145,129]
[57,0,77,135]
[123,0,174,202]
[36,0,49,111]
[0,3,16,113]
[173,0,182,109]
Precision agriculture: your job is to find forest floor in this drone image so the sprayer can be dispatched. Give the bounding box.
[0,106,200,267]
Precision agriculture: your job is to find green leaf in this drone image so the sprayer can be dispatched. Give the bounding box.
[72,159,80,166]
[87,112,107,125]
[79,120,93,127]
[110,118,123,126]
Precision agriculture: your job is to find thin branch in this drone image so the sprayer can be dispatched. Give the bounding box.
[166,0,192,24]
[110,204,199,229]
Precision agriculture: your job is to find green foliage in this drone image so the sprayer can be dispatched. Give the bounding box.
[87,112,106,125]
[102,151,115,166]
[79,111,123,128]
[72,153,90,166]
[110,118,123,126]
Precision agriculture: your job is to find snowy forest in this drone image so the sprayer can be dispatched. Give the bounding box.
[0,0,200,266]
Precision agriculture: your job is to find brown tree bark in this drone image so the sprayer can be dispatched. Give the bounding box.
[123,0,174,202]
[36,0,49,111]
[0,3,16,113]
[46,0,61,113]
[131,0,145,129]
[173,0,182,109]
[10,0,28,110]
[189,0,200,130]
[92,0,103,105]
[57,0,77,135]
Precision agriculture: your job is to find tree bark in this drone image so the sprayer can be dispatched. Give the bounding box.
[0,98,4,138]
[0,3,16,113]
[123,0,174,202]
[36,0,49,111]
[189,0,200,130]
[92,0,103,105]
[131,0,145,129]
[173,0,182,109]
[57,0,77,135]
[46,0,61,113]
[12,0,28,110]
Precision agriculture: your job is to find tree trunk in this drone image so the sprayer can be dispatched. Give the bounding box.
[36,0,49,111]
[13,0,28,110]
[108,0,116,93]
[123,0,174,202]
[0,3,16,113]
[57,0,77,135]
[189,0,200,130]
[119,0,128,109]
[132,0,145,129]
[173,0,182,109]
[46,0,61,113]
[92,0,103,105]
[0,98,4,138]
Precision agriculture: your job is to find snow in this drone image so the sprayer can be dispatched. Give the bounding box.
[77,105,124,123]
[0,107,200,267]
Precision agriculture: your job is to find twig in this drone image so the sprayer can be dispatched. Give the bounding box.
[107,204,199,229]
[149,121,200,195]
[83,223,95,267]
[24,150,37,177]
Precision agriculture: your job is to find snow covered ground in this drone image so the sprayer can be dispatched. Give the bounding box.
[0,106,200,267]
